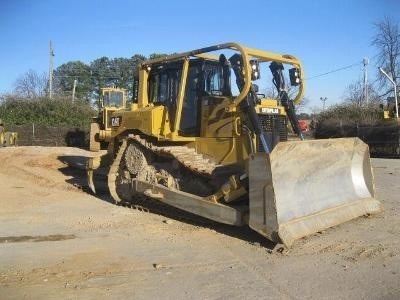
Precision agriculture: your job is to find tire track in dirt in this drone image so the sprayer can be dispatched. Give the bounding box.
[213,234,295,299]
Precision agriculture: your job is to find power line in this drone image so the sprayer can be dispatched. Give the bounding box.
[305,53,381,81]
[305,61,362,80]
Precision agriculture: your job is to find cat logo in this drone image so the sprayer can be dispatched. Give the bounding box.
[111,116,122,127]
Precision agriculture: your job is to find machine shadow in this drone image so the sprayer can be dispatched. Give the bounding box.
[57,155,277,250]
[58,155,109,196]
[118,196,277,250]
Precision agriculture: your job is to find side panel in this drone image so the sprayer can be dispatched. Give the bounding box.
[200,96,236,138]
[195,136,252,166]
[110,106,172,138]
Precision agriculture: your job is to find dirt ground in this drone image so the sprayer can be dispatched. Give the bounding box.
[0,146,399,300]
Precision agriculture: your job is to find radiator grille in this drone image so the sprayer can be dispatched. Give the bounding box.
[257,114,288,152]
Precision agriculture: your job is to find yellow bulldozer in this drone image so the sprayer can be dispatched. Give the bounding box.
[0,119,18,147]
[87,42,382,247]
[90,87,128,151]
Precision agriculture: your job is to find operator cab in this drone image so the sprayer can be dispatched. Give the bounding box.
[147,58,233,136]
[102,89,125,108]
[146,51,302,142]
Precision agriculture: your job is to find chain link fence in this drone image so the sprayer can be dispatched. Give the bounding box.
[8,124,89,148]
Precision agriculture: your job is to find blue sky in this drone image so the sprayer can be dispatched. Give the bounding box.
[1,0,399,111]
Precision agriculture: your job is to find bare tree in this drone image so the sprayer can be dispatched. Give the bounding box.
[344,80,381,106]
[14,69,48,98]
[372,17,400,97]
[295,96,310,113]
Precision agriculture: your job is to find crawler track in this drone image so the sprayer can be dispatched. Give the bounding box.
[107,134,242,203]
[127,134,241,177]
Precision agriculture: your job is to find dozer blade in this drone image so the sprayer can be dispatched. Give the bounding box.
[248,137,383,247]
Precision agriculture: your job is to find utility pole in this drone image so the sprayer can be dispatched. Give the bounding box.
[72,79,77,103]
[48,41,55,99]
[379,67,399,119]
[363,58,369,104]
[320,97,327,111]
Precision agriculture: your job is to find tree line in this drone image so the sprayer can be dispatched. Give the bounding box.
[11,53,170,102]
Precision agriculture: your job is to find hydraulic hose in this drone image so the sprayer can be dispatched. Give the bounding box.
[270,62,304,140]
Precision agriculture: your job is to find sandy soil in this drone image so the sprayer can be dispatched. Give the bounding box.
[0,146,399,299]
